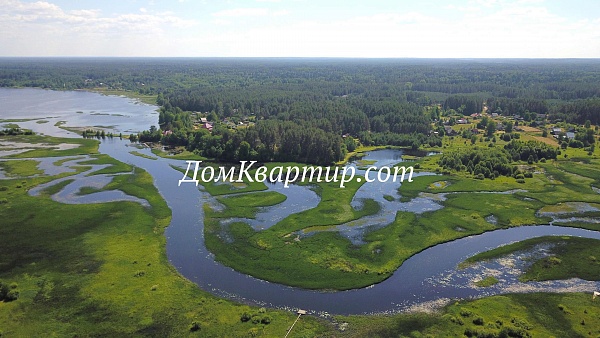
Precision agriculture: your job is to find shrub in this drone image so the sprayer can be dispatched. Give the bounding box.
[189,321,201,332]
[5,290,19,302]
[473,317,485,326]
[0,186,7,191]
[499,326,531,338]
[524,172,533,178]
[460,310,473,317]
[240,312,252,322]
[0,198,7,204]
[516,179,525,184]
[261,316,272,325]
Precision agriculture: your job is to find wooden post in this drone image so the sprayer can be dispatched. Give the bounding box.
[284,310,307,338]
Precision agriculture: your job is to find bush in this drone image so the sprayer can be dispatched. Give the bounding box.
[240,312,252,322]
[260,316,272,325]
[524,172,533,178]
[189,321,201,332]
[0,198,7,204]
[460,310,473,317]
[499,326,531,338]
[515,174,525,180]
[516,179,525,184]
[473,317,485,326]
[5,290,19,302]
[0,186,7,191]
[476,173,485,180]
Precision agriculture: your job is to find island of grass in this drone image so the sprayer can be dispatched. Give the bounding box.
[461,236,600,282]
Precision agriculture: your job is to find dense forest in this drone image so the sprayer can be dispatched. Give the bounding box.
[1,58,599,164]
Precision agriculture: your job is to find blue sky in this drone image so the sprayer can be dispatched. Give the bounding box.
[1,0,599,57]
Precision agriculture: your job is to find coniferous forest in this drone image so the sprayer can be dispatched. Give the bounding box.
[1,58,599,164]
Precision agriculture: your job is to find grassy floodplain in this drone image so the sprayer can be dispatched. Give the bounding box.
[0,122,599,337]
[0,134,330,337]
[204,134,600,290]
[340,293,600,337]
[461,236,600,282]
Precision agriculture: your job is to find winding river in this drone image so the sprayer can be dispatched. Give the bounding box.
[2,88,600,315]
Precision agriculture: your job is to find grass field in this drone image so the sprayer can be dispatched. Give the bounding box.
[461,236,600,282]
[0,135,331,337]
[202,124,600,290]
[2,124,600,335]
[340,293,600,337]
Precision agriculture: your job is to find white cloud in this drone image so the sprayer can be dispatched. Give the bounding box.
[200,2,600,58]
[0,0,197,56]
[0,0,597,57]
[211,7,288,18]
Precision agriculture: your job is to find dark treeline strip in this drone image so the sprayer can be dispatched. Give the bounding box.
[2,58,600,163]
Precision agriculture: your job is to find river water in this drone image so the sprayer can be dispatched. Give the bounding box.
[2,88,599,315]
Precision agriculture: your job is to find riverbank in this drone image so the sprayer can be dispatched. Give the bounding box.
[0,134,331,336]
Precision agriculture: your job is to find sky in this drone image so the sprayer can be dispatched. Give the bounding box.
[1,0,599,58]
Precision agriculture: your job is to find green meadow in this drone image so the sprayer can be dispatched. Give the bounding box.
[204,140,600,289]
[461,236,600,282]
[0,135,330,337]
[2,127,600,336]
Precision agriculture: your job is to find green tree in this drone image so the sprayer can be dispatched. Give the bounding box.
[237,141,251,160]
[486,120,496,137]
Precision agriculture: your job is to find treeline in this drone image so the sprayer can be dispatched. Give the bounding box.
[440,140,557,179]
[550,98,600,125]
[443,95,484,116]
[0,128,33,136]
[2,58,600,164]
[82,129,121,139]
[183,120,343,165]
[486,97,549,117]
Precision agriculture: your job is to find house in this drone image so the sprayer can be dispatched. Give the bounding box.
[491,113,499,118]
[552,127,562,135]
[456,118,469,124]
[200,117,208,123]
[566,132,576,140]
[444,126,457,136]
[496,123,505,131]
[200,123,213,132]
